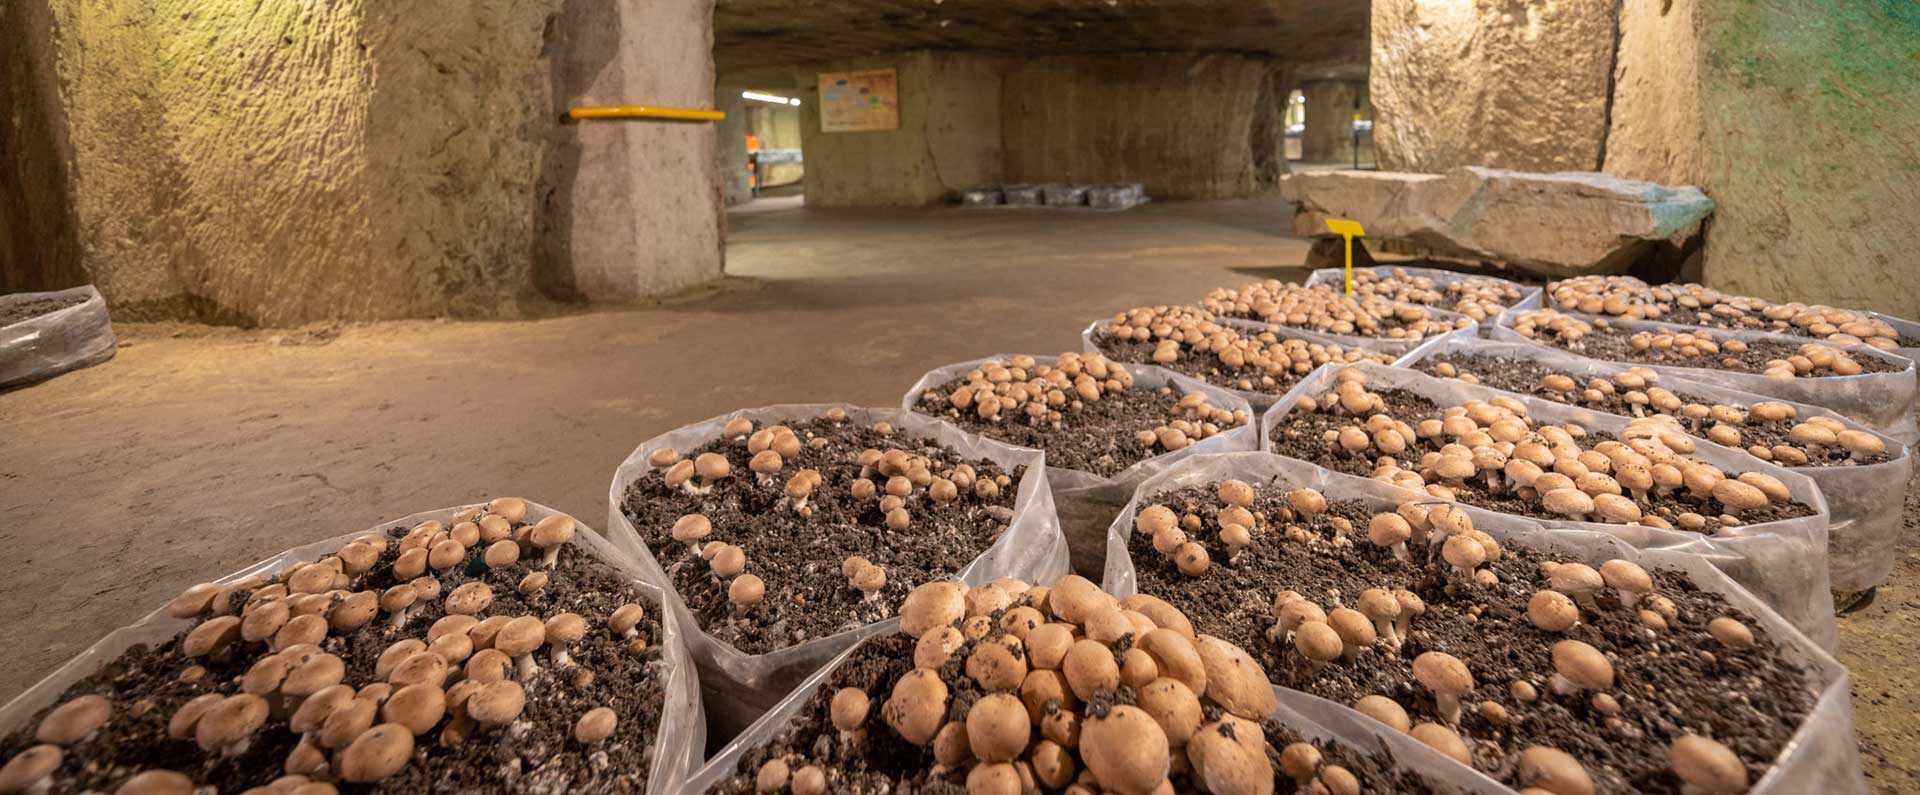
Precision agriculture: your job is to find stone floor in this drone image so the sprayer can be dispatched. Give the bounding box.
[0,196,1913,792]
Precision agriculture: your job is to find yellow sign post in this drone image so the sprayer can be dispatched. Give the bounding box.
[1325,218,1366,296]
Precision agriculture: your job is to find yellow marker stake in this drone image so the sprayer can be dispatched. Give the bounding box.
[1325,218,1366,296]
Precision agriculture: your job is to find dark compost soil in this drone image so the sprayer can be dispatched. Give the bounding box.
[914,378,1236,477]
[1127,483,1822,795]
[0,521,671,794]
[1415,353,1893,468]
[620,416,1024,654]
[1095,335,1392,400]
[1267,387,1819,531]
[0,294,88,327]
[706,632,1455,795]
[1528,323,1901,377]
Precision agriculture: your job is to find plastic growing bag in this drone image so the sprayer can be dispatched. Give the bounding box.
[1257,362,1837,646]
[1493,308,1919,445]
[1399,332,1913,596]
[1041,183,1089,207]
[1088,182,1145,211]
[0,285,115,389]
[1303,265,1543,326]
[960,188,1003,208]
[606,405,1070,735]
[1001,184,1043,207]
[901,356,1258,573]
[1082,317,1401,410]
[1101,452,1865,795]
[1214,300,1478,360]
[683,614,1524,795]
[0,502,705,795]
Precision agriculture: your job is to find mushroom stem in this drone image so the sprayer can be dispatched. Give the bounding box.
[514,653,541,682]
[1434,694,1462,725]
[541,545,562,569]
[1370,617,1400,649]
[1390,541,1409,563]
[551,648,573,668]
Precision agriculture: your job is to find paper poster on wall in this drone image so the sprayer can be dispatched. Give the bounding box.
[818,69,899,133]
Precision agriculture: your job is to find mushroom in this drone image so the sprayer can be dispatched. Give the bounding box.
[1062,640,1121,700]
[444,582,492,616]
[900,581,968,638]
[493,616,548,681]
[1543,487,1595,521]
[112,770,197,795]
[1710,479,1770,517]
[545,613,587,667]
[338,723,414,783]
[1708,617,1755,651]
[1441,534,1486,582]
[529,515,576,568]
[36,694,110,746]
[1545,562,1606,611]
[609,604,648,640]
[1518,746,1595,795]
[1668,735,1748,795]
[1278,742,1321,789]
[966,693,1030,763]
[1326,609,1376,663]
[194,694,269,756]
[1079,705,1169,795]
[1411,652,1472,725]
[466,680,527,727]
[575,706,618,744]
[1410,723,1472,765]
[830,687,870,747]
[1356,589,1402,649]
[1292,620,1343,677]
[0,746,61,795]
[1599,559,1654,608]
[729,575,766,612]
[381,684,446,736]
[1367,513,1412,562]
[881,669,947,745]
[1352,695,1410,733]
[1194,635,1276,721]
[1186,717,1273,795]
[1135,678,1203,747]
[1549,639,1615,696]
[1529,590,1580,633]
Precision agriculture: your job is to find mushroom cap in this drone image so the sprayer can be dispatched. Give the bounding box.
[1136,629,1208,695]
[670,514,712,543]
[1836,429,1885,457]
[1711,479,1770,512]
[545,613,587,645]
[467,680,527,725]
[830,688,870,732]
[381,684,446,736]
[1352,695,1410,733]
[1542,488,1596,517]
[1708,617,1756,650]
[1409,723,1472,765]
[1080,705,1170,795]
[1023,624,1074,670]
[967,638,1029,692]
[1135,678,1203,746]
[1528,591,1579,633]
[575,706,619,744]
[1194,634,1276,720]
[36,694,110,745]
[494,616,548,657]
[609,604,648,635]
[1551,640,1615,690]
[882,669,948,745]
[1411,652,1473,697]
[1356,589,1400,623]
[729,574,767,607]
[0,745,62,793]
[1292,620,1343,663]
[693,452,731,479]
[182,616,243,658]
[965,693,1031,763]
[1062,639,1122,700]
[1367,513,1411,548]
[1599,559,1653,594]
[1119,594,1196,638]
[194,693,269,752]
[283,653,347,697]
[1048,575,1114,625]
[445,582,493,616]
[1327,608,1375,648]
[900,581,969,638]
[386,651,449,690]
[1288,488,1328,516]
[965,763,1021,795]
[338,723,414,783]
[529,514,577,548]
[1135,505,1178,536]
[1736,472,1792,503]
[1186,718,1274,795]
[1441,534,1486,571]
[1517,746,1595,795]
[1547,562,1604,594]
[111,769,195,795]
[1668,735,1748,794]
[1217,479,1256,507]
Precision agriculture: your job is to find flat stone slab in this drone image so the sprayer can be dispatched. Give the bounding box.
[1280,167,1714,275]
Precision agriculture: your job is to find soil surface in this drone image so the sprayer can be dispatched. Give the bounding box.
[1617,306,1920,349]
[1267,387,1819,531]
[707,633,1453,795]
[1128,483,1821,795]
[620,416,1023,654]
[1416,353,1894,468]
[1094,334,1393,400]
[1528,322,1901,377]
[0,522,670,794]
[0,294,87,327]
[914,378,1237,477]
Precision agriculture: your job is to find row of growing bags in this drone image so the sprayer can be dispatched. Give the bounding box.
[1100,450,1864,795]
[1397,331,1912,596]
[605,404,1071,735]
[900,354,1258,573]
[1254,360,1837,647]
[0,285,115,389]
[1303,264,1544,325]
[1201,279,1480,358]
[1492,306,1919,445]
[1080,313,1400,410]
[0,501,704,795]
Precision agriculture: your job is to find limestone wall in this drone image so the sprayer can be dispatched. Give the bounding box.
[0,0,82,295]
[1299,79,1368,165]
[795,52,1005,208]
[1002,54,1284,199]
[715,91,754,207]
[1371,0,1615,173]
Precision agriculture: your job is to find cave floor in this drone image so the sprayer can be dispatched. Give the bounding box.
[1,196,1914,792]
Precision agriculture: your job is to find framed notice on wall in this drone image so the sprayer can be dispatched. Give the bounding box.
[818,69,899,133]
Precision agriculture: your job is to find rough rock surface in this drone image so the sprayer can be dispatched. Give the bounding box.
[1300,79,1368,164]
[1371,0,1616,173]
[1607,0,1920,319]
[1280,168,1715,275]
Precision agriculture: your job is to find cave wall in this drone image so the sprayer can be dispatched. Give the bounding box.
[746,102,806,187]
[0,0,83,295]
[793,51,1005,208]
[1002,54,1283,200]
[715,90,754,207]
[1299,79,1369,165]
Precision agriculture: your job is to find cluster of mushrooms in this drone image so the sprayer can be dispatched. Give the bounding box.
[1340,269,1525,322]
[1200,281,1474,340]
[1427,360,1891,467]
[918,352,1248,454]
[1550,276,1908,351]
[1299,369,1801,532]
[1098,306,1393,394]
[738,575,1356,795]
[1507,309,1875,378]
[1146,480,1764,795]
[647,411,1012,617]
[0,499,649,794]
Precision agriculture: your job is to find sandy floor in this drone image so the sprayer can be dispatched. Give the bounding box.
[1,196,1913,791]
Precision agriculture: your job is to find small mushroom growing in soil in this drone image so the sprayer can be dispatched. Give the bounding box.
[1529,590,1580,633]
[1708,616,1755,651]
[1327,608,1376,664]
[901,581,968,638]
[1292,620,1343,677]
[1517,745,1595,795]
[1546,562,1606,610]
[1412,652,1472,725]
[729,575,766,613]
[1549,639,1615,696]
[1710,479,1770,518]
[1352,695,1411,733]
[544,613,586,667]
[1356,589,1402,649]
[493,616,547,681]
[1367,513,1412,562]
[36,694,110,746]
[1080,704,1169,795]
[0,745,61,794]
[1410,722,1472,765]
[1441,534,1486,583]
[1669,735,1748,795]
[1599,559,1655,608]
[529,514,576,568]
[194,693,269,756]
[574,706,618,744]
[830,687,870,748]
[883,669,948,746]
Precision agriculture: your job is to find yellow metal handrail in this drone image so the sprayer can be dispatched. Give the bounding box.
[567,105,724,122]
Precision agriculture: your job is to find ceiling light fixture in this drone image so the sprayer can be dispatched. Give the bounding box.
[743,91,797,105]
